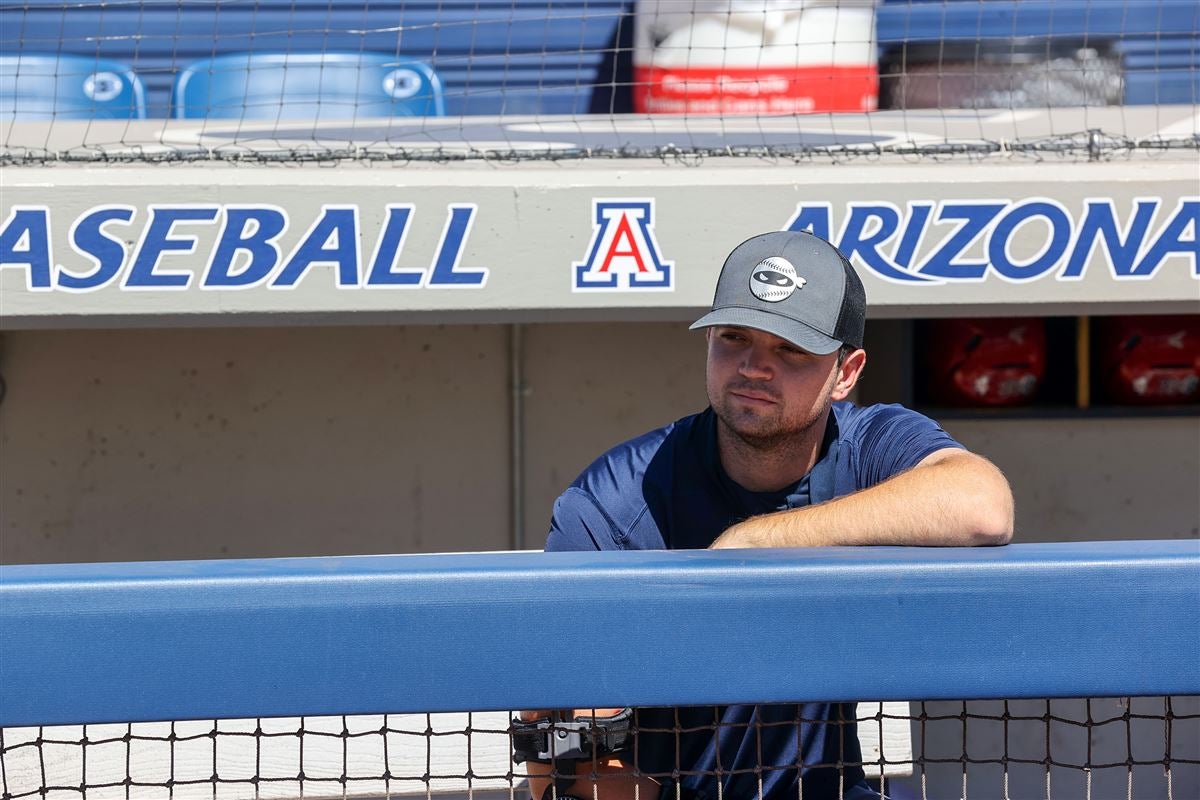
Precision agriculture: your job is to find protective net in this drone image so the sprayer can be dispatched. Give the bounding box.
[2,700,1198,799]
[0,0,1197,163]
[2,543,1198,799]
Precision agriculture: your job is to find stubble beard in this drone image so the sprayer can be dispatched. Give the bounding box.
[712,385,834,452]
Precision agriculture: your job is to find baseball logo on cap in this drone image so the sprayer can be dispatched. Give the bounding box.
[749,257,806,303]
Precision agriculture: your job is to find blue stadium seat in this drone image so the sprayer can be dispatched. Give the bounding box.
[0,54,146,119]
[876,0,1200,107]
[1116,39,1200,105]
[0,1,631,116]
[3,2,1193,116]
[172,52,445,119]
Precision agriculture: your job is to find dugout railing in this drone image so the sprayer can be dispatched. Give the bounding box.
[2,541,1197,799]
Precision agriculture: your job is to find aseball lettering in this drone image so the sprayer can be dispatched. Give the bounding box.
[0,204,488,292]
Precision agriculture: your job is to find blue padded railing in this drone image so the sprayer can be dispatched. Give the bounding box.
[1,540,1197,727]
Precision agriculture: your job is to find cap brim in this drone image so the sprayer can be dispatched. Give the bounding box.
[689,307,842,355]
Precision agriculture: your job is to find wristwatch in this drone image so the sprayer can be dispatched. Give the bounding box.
[511,707,634,764]
[512,708,637,800]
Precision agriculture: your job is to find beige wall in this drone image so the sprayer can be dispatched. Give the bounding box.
[949,417,1200,542]
[520,322,709,545]
[0,325,512,563]
[1,323,1197,564]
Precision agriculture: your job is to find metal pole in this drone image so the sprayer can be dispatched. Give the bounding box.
[509,323,526,550]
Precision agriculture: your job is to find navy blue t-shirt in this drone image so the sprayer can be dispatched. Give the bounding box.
[546,402,963,800]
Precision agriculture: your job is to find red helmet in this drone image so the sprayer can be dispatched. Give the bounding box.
[924,318,1047,407]
[1094,316,1200,405]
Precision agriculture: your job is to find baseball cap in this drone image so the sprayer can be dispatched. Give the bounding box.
[689,230,866,355]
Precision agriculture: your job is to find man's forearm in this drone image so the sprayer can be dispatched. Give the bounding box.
[712,450,1014,549]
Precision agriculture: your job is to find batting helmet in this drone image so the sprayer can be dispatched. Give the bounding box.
[924,318,1048,407]
[1094,316,1200,405]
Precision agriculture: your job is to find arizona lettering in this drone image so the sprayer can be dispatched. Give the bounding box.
[785,198,1198,284]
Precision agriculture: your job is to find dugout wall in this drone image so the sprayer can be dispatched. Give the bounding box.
[4,140,1197,800]
[0,319,1197,564]
[2,137,1199,561]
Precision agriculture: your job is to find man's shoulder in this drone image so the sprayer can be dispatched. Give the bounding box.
[571,411,707,497]
[832,400,961,455]
[832,400,931,436]
[550,411,710,550]
[832,401,964,485]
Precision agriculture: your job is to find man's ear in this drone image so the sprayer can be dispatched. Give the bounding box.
[831,348,867,401]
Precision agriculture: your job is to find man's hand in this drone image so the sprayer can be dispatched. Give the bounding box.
[515,709,659,800]
[709,449,1013,549]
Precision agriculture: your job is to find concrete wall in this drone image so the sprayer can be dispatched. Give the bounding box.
[949,416,1200,542]
[1,323,1197,564]
[0,325,512,563]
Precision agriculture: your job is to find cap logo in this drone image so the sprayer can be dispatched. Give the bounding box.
[749,257,806,303]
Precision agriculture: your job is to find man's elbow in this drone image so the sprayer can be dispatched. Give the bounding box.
[971,512,1013,546]
[924,450,1013,546]
[966,485,1014,546]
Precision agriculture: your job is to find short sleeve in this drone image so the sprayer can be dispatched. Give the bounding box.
[545,486,622,552]
[853,405,965,488]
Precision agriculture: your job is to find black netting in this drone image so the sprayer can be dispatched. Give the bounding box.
[4,698,1197,800]
[1,1,1197,164]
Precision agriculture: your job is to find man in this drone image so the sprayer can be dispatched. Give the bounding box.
[520,231,1013,800]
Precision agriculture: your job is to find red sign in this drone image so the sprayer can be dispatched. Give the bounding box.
[634,65,878,115]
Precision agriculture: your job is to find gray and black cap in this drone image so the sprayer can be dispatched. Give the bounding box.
[689,230,866,355]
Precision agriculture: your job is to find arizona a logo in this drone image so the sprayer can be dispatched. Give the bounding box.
[574,199,674,291]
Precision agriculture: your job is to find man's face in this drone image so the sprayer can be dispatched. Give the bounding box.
[705,326,851,447]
